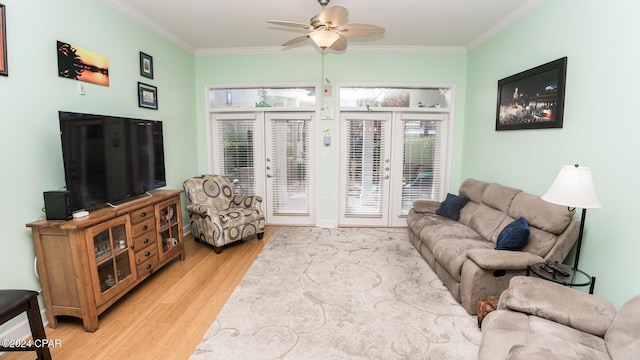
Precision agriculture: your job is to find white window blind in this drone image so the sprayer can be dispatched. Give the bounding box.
[400,115,443,213]
[269,119,310,215]
[344,118,386,217]
[216,118,256,195]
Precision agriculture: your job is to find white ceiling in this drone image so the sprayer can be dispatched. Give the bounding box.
[104,0,546,54]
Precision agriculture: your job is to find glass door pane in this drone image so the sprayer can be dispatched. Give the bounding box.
[214,114,258,196]
[399,115,445,214]
[340,112,392,226]
[265,113,314,225]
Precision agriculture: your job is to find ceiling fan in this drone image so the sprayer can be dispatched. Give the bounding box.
[267,0,385,51]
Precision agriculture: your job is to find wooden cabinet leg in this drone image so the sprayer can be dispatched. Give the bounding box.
[82,315,99,332]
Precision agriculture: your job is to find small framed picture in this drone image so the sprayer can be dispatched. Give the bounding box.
[138,82,158,110]
[0,4,8,76]
[139,51,153,79]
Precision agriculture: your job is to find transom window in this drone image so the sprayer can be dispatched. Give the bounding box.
[209,87,316,109]
[339,87,451,109]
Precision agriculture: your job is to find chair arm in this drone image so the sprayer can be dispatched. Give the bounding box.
[499,276,616,337]
[467,249,544,270]
[412,199,440,214]
[232,195,263,210]
[185,204,219,217]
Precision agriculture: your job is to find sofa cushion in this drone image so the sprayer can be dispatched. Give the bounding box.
[418,217,485,251]
[459,178,490,203]
[605,294,640,360]
[468,203,508,241]
[506,345,584,360]
[522,226,558,258]
[435,193,470,221]
[524,317,610,359]
[496,217,530,251]
[480,305,610,360]
[509,192,575,235]
[432,238,493,282]
[483,183,522,213]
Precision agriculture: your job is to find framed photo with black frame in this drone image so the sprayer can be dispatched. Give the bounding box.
[0,4,8,77]
[138,82,158,110]
[496,57,567,131]
[139,51,153,79]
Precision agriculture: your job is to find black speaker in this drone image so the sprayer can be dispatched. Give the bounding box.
[43,191,72,221]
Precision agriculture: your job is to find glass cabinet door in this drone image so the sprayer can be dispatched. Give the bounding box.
[156,199,183,262]
[87,216,136,305]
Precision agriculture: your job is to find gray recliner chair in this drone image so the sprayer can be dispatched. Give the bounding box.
[479,276,640,360]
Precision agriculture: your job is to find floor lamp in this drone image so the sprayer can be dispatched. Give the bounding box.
[541,164,601,270]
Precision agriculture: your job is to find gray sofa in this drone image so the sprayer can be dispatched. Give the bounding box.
[407,178,580,314]
[479,276,640,360]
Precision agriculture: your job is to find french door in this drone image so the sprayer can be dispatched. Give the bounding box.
[209,112,315,225]
[339,111,448,227]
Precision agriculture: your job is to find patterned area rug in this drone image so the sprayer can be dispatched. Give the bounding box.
[191,227,481,359]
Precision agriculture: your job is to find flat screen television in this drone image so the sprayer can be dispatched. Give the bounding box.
[59,111,166,212]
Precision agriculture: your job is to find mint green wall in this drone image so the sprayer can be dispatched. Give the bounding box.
[195,51,467,223]
[0,0,196,329]
[2,0,636,334]
[464,0,640,308]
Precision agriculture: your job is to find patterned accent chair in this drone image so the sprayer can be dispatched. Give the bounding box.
[183,175,266,253]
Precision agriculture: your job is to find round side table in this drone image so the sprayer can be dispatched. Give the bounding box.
[527,262,595,294]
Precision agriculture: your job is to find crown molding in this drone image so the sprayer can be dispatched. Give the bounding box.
[466,0,546,51]
[195,45,467,56]
[103,0,196,53]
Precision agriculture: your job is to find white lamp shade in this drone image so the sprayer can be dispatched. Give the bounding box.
[309,30,340,48]
[541,164,602,209]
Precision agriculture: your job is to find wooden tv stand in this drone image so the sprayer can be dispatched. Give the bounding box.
[26,190,185,332]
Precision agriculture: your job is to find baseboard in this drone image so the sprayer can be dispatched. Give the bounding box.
[316,219,338,228]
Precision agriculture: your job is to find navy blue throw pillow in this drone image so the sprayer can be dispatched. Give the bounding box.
[435,193,470,221]
[496,217,530,251]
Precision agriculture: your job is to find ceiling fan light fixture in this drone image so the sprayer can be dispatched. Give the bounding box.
[309,30,340,48]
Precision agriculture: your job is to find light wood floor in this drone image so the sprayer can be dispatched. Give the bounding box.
[1,226,276,360]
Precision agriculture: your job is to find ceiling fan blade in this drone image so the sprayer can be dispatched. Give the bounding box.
[267,20,311,30]
[282,35,310,47]
[337,23,385,37]
[318,5,348,27]
[330,35,347,51]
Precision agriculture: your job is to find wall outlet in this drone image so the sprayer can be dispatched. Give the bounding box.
[324,86,332,96]
[321,196,327,204]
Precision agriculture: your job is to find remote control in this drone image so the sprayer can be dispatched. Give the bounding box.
[546,262,570,277]
[546,262,560,270]
[539,264,555,274]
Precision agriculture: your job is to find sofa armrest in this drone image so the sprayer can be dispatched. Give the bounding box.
[467,249,544,270]
[186,204,219,217]
[499,276,616,337]
[412,199,440,214]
